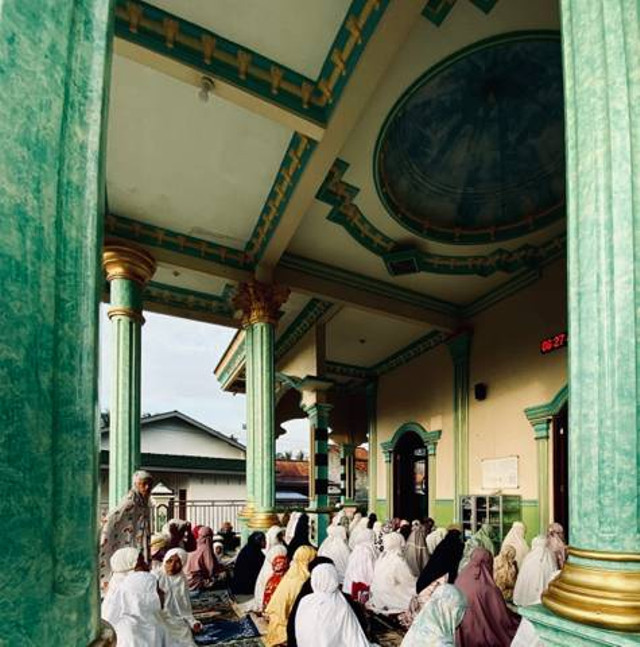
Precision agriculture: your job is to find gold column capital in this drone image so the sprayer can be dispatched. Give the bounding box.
[233,279,290,326]
[102,239,157,286]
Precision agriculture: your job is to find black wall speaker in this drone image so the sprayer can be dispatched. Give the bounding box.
[474,383,487,401]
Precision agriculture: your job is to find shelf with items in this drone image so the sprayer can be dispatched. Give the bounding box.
[458,494,522,545]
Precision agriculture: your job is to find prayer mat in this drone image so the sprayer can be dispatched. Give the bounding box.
[194,616,261,645]
[192,589,234,613]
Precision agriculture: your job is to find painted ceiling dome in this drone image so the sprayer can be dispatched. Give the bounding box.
[375,33,565,244]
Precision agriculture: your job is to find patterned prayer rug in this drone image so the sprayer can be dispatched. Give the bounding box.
[194,616,261,645]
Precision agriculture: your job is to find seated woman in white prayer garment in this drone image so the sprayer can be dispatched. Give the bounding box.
[295,563,372,647]
[101,547,145,626]
[157,548,202,646]
[512,536,559,607]
[401,584,467,647]
[342,528,378,600]
[318,525,351,583]
[368,532,417,615]
[349,516,370,550]
[111,571,167,647]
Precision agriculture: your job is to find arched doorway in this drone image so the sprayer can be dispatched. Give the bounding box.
[393,430,428,521]
[553,403,569,539]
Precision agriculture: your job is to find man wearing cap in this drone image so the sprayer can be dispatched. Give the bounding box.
[99,470,154,592]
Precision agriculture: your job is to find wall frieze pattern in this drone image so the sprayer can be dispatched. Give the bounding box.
[317,159,567,277]
[144,281,235,317]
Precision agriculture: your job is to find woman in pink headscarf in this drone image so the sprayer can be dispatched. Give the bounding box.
[185,526,218,591]
[455,548,520,647]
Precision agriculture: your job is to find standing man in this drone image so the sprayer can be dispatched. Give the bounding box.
[99,470,153,592]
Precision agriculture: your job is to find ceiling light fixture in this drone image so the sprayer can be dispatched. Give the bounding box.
[199,76,215,103]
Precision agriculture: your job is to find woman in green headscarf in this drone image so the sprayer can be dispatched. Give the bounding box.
[458,523,496,574]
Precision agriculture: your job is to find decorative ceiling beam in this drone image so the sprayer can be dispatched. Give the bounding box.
[256,0,422,270]
[275,253,460,331]
[421,0,499,27]
[113,0,326,140]
[106,213,253,283]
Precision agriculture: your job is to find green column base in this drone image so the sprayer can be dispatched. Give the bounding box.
[521,605,640,646]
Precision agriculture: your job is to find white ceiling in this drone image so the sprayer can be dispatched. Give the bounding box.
[326,306,432,366]
[149,0,351,78]
[107,54,293,249]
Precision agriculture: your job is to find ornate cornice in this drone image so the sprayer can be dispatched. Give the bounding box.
[144,281,234,318]
[103,239,157,285]
[317,158,567,277]
[422,0,499,27]
[113,0,389,127]
[233,280,290,326]
[245,134,316,264]
[106,213,253,271]
[276,298,334,361]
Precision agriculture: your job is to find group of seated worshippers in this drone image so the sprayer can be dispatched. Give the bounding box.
[99,470,243,645]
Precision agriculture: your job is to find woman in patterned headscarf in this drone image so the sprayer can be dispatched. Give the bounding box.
[263,555,289,609]
[99,470,153,593]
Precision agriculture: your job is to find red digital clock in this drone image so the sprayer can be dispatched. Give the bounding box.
[540,332,568,354]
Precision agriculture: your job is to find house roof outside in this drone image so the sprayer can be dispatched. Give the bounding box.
[100,410,246,452]
[99,450,245,475]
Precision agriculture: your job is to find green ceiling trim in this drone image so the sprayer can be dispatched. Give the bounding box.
[316,0,391,119]
[106,213,253,271]
[421,0,499,26]
[144,281,234,318]
[113,0,326,124]
[114,0,390,126]
[245,133,317,264]
[100,449,245,473]
[326,329,451,379]
[217,335,249,389]
[422,0,458,26]
[276,298,334,361]
[279,252,459,316]
[318,158,567,277]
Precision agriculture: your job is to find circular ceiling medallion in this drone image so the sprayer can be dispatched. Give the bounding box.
[374,33,565,245]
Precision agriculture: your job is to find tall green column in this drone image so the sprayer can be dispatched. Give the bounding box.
[237,325,255,542]
[340,443,356,505]
[427,443,437,519]
[522,0,640,641]
[235,280,289,531]
[383,448,394,519]
[448,331,471,521]
[103,242,156,509]
[524,416,551,537]
[0,0,113,643]
[305,402,333,545]
[366,380,378,515]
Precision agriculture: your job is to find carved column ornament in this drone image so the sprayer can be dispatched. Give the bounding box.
[233,280,290,326]
[103,239,156,286]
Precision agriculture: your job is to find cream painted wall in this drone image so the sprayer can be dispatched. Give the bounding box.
[377,343,455,502]
[278,327,319,378]
[376,259,567,515]
[468,260,567,499]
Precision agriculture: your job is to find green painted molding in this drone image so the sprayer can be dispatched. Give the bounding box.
[317,158,566,276]
[113,0,326,124]
[381,422,442,454]
[106,213,253,271]
[326,330,451,380]
[279,252,459,315]
[245,133,317,264]
[113,0,390,126]
[217,335,248,389]
[144,280,234,318]
[421,0,499,26]
[100,450,246,473]
[524,384,568,428]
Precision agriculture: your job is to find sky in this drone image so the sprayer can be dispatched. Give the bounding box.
[99,305,310,454]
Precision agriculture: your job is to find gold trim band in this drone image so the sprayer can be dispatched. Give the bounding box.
[247,510,280,530]
[542,561,640,632]
[568,546,640,562]
[103,240,157,286]
[107,307,145,324]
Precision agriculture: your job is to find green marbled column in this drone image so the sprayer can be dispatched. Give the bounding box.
[0,0,113,643]
[448,332,471,521]
[533,420,550,535]
[366,380,378,514]
[427,443,437,519]
[238,325,256,543]
[528,0,640,638]
[248,321,279,529]
[341,443,356,504]
[384,449,394,519]
[103,243,155,509]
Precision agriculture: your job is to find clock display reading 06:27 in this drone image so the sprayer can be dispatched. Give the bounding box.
[540,332,568,354]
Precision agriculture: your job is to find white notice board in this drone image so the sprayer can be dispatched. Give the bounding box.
[481,456,519,490]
